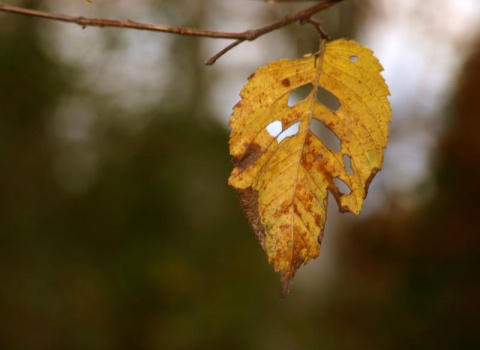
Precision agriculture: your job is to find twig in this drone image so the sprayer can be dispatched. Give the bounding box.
[301,18,330,40]
[0,0,344,65]
[205,40,244,66]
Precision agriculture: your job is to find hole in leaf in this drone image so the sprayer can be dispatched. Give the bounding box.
[343,154,354,175]
[333,177,351,195]
[266,120,282,137]
[311,119,341,152]
[317,154,323,161]
[349,55,358,63]
[316,86,340,112]
[288,83,313,107]
[277,121,300,144]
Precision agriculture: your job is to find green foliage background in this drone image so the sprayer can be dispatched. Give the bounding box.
[0,1,479,349]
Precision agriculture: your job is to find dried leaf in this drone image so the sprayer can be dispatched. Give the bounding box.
[228,39,392,295]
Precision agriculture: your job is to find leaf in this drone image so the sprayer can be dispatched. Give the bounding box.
[228,39,392,295]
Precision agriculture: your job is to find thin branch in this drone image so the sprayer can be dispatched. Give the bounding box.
[205,40,244,66]
[0,0,345,65]
[0,3,243,39]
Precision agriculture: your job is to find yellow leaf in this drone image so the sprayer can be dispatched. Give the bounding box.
[228,39,392,295]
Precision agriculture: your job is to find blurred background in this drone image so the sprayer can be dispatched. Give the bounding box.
[1,0,479,349]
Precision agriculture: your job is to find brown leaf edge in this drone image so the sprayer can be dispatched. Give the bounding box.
[232,140,298,296]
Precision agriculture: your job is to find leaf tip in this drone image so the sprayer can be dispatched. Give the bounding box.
[280,277,294,298]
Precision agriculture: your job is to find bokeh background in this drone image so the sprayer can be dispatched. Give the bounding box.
[1,0,479,349]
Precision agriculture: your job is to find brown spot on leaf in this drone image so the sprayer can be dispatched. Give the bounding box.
[232,142,263,172]
[314,213,323,226]
[281,78,291,87]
